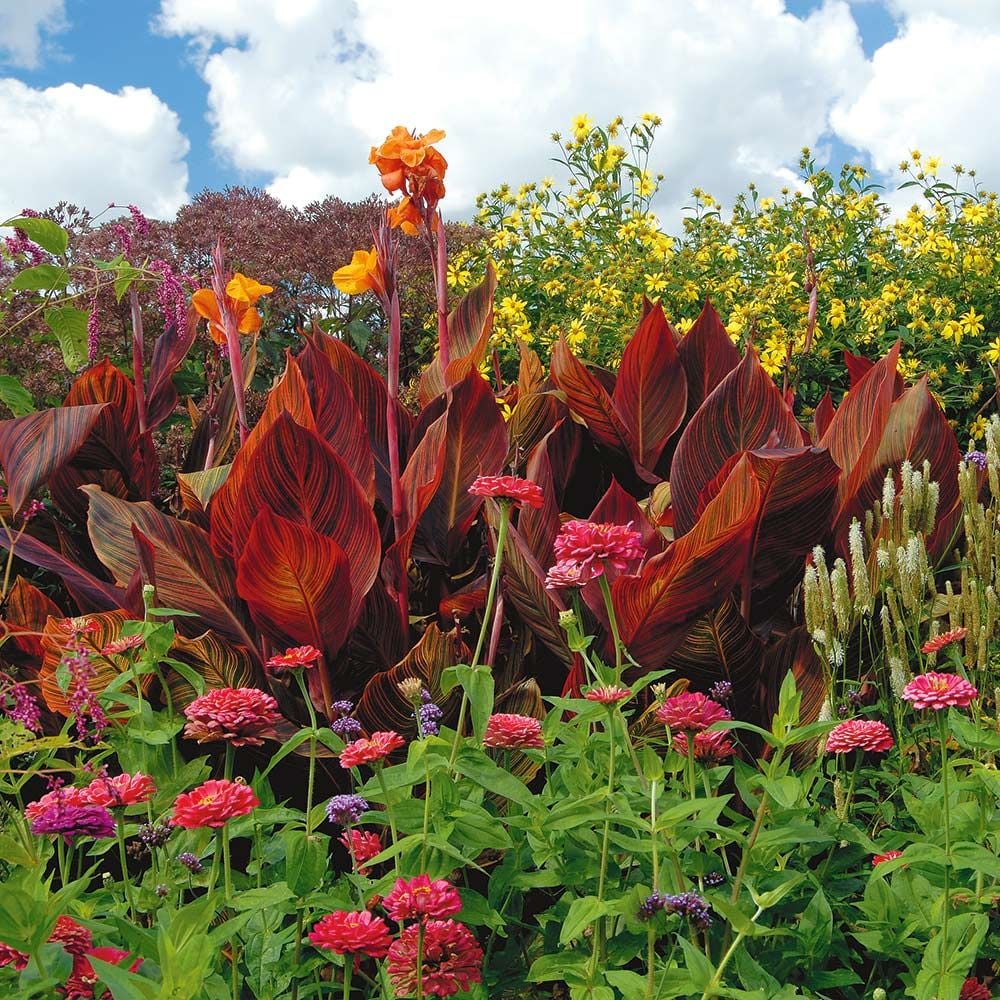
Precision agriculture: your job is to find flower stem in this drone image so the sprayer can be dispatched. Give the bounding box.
[116,818,137,921]
[937,709,952,996]
[343,957,353,1000]
[590,714,616,980]
[295,671,319,835]
[416,922,426,1000]
[375,765,399,873]
[597,574,623,678]
[434,211,450,372]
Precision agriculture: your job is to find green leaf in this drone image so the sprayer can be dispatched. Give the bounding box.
[748,873,805,910]
[797,888,832,960]
[0,376,35,416]
[527,952,589,984]
[283,831,329,898]
[676,935,714,992]
[114,265,146,303]
[560,896,608,946]
[9,264,69,291]
[453,749,533,807]
[44,306,89,371]
[913,912,987,1000]
[2,216,69,255]
[87,956,159,1000]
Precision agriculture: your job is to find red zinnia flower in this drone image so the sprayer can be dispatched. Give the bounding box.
[672,729,736,762]
[468,475,544,509]
[309,910,393,959]
[339,731,406,769]
[63,947,141,999]
[901,672,978,710]
[384,875,462,921]
[265,645,322,674]
[171,779,259,829]
[387,919,483,998]
[182,687,282,746]
[960,977,991,1000]
[83,772,157,808]
[656,692,731,733]
[921,628,968,654]
[50,916,93,957]
[825,719,895,754]
[340,829,383,875]
[871,850,904,867]
[483,713,544,750]
[25,785,89,822]
[584,685,632,706]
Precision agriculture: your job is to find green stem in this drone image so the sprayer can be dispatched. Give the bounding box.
[598,574,623,678]
[420,755,432,871]
[116,816,137,921]
[291,909,305,1000]
[590,715,616,980]
[222,822,234,905]
[343,957,353,1000]
[449,501,511,768]
[416,922,425,1000]
[937,709,952,996]
[296,671,319,835]
[699,906,764,999]
[375,765,399,873]
[647,779,659,1000]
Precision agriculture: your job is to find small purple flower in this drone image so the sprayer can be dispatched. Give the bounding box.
[178,852,204,874]
[708,680,732,704]
[330,704,362,740]
[638,892,665,921]
[703,871,726,887]
[137,822,173,848]
[965,450,988,471]
[663,892,712,930]
[330,700,354,716]
[127,204,150,238]
[417,689,443,737]
[30,803,116,843]
[326,794,368,826]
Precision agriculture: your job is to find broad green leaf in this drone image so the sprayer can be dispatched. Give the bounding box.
[913,912,987,1000]
[2,216,69,255]
[0,376,35,416]
[44,306,89,371]
[9,264,69,291]
[560,895,608,946]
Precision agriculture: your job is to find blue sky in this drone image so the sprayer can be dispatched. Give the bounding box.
[2,1,998,221]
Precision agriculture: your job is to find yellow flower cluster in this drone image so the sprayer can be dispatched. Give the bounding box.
[452,119,1000,439]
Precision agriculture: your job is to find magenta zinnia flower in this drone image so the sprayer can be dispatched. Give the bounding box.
[30,803,116,843]
[387,919,484,997]
[468,475,544,509]
[483,713,544,750]
[309,910,393,958]
[544,559,588,589]
[656,692,731,733]
[672,729,736,762]
[384,874,462,921]
[182,687,281,746]
[901,672,978,710]
[960,977,991,1000]
[552,519,643,577]
[825,719,894,754]
[340,829,383,875]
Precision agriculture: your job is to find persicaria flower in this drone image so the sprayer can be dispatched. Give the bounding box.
[483,713,544,750]
[901,672,978,710]
[332,247,386,298]
[825,719,895,754]
[656,692,731,733]
[3,681,41,732]
[266,645,322,674]
[339,730,406,769]
[309,910,393,959]
[182,687,282,747]
[30,803,116,843]
[960,977,991,1000]
[384,874,462,921]
[468,475,544,509]
[192,273,273,345]
[921,628,968,654]
[551,519,644,581]
[171,778,259,829]
[387,919,483,998]
[83,772,157,808]
[672,729,736,762]
[325,794,369,826]
[340,829,383,875]
[872,850,904,867]
[584,685,632,706]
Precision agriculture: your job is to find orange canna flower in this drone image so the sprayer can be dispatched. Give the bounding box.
[370,126,447,206]
[332,247,386,297]
[191,272,273,345]
[387,196,422,236]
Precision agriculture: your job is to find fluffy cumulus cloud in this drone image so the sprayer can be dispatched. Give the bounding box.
[0,80,190,219]
[158,0,869,216]
[832,2,1000,193]
[0,0,67,69]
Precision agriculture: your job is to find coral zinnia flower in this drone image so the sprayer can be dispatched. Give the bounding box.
[182,687,282,747]
[191,272,273,345]
[384,875,463,922]
[387,195,422,236]
[825,719,894,754]
[468,474,544,509]
[265,645,322,674]
[872,850,904,866]
[656,692,731,733]
[547,519,644,586]
[83,772,157,808]
[387,919,483,998]
[370,126,448,205]
[672,729,736,762]
[584,685,632,706]
[960,977,991,1000]
[309,910,393,958]
[901,672,978,710]
[340,829,383,875]
[482,713,544,750]
[171,778,259,829]
[332,247,386,297]
[339,731,406,769]
[921,627,968,654]
[30,803,116,843]
[100,634,144,655]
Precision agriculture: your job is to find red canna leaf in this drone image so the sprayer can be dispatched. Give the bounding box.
[613,457,761,669]
[517,339,545,398]
[813,391,835,439]
[677,298,741,417]
[671,348,804,536]
[145,306,198,431]
[2,578,62,659]
[613,301,687,473]
[64,359,139,457]
[236,508,353,659]
[843,349,904,395]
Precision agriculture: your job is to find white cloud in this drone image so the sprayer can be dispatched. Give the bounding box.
[0,79,190,219]
[157,0,868,217]
[0,0,67,69]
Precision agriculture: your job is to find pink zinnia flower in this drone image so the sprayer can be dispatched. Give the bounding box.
[901,672,978,710]
[340,829,383,875]
[339,731,406,769]
[100,635,144,656]
[483,713,544,750]
[468,475,544,509]
[544,559,589,589]
[960,978,991,1000]
[584,685,632,706]
[25,785,90,822]
[83,772,157,808]
[872,850,904,867]
[309,910,393,958]
[265,645,322,674]
[171,778,259,829]
[384,874,462,921]
[672,729,736,762]
[387,919,484,997]
[656,692,731,733]
[825,719,894,754]
[182,687,282,746]
[552,519,644,575]
[921,628,968,654]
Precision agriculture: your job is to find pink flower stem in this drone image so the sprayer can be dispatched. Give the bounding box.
[416,922,425,1000]
[342,959,352,1000]
[385,289,409,635]
[374,763,399,874]
[434,211,450,372]
[129,289,148,435]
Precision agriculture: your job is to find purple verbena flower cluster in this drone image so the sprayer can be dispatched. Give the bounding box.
[965,449,988,471]
[330,700,362,740]
[326,793,369,826]
[417,689,443,737]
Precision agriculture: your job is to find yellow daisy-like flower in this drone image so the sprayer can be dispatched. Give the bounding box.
[571,114,593,140]
[960,308,985,338]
